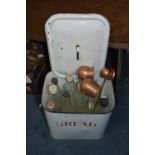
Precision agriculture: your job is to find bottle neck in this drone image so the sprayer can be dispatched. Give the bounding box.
[66,79,74,83]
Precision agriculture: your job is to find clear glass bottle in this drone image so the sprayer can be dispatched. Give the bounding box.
[88,98,94,112]
[47,78,62,112]
[51,77,63,97]
[61,91,75,112]
[63,73,75,106]
[74,81,90,113]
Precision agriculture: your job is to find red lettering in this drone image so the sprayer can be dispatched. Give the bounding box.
[56,121,96,127]
[82,122,88,126]
[89,122,96,127]
[76,121,81,126]
[65,121,73,126]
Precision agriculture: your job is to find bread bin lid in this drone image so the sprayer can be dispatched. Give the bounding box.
[45,13,110,79]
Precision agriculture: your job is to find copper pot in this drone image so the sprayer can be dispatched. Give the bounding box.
[76,66,94,80]
[80,78,100,98]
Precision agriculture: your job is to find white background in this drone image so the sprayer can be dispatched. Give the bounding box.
[0,0,155,154]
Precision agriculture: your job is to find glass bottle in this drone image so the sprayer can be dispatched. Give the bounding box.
[47,79,62,112]
[74,81,90,113]
[51,77,63,97]
[46,100,55,112]
[88,98,94,112]
[63,73,75,106]
[94,97,109,113]
[61,91,75,112]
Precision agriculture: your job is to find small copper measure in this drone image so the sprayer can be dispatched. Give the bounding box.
[76,66,94,80]
[100,67,115,80]
[80,78,100,98]
[92,67,115,112]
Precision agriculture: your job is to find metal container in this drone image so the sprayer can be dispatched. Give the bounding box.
[42,14,115,139]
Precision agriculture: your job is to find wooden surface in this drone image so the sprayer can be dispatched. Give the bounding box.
[27,0,128,44]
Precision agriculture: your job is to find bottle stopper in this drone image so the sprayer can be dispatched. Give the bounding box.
[51,77,58,85]
[66,73,73,82]
[47,100,55,110]
[48,84,57,94]
[100,97,109,107]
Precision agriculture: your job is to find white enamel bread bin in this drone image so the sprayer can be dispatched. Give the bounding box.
[42,14,115,139]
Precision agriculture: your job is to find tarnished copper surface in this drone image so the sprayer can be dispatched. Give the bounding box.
[80,78,100,98]
[92,67,115,112]
[100,67,110,79]
[100,67,115,80]
[83,78,94,83]
[109,68,115,80]
[77,66,94,80]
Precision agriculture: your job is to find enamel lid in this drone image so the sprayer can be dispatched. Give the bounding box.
[45,13,110,78]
